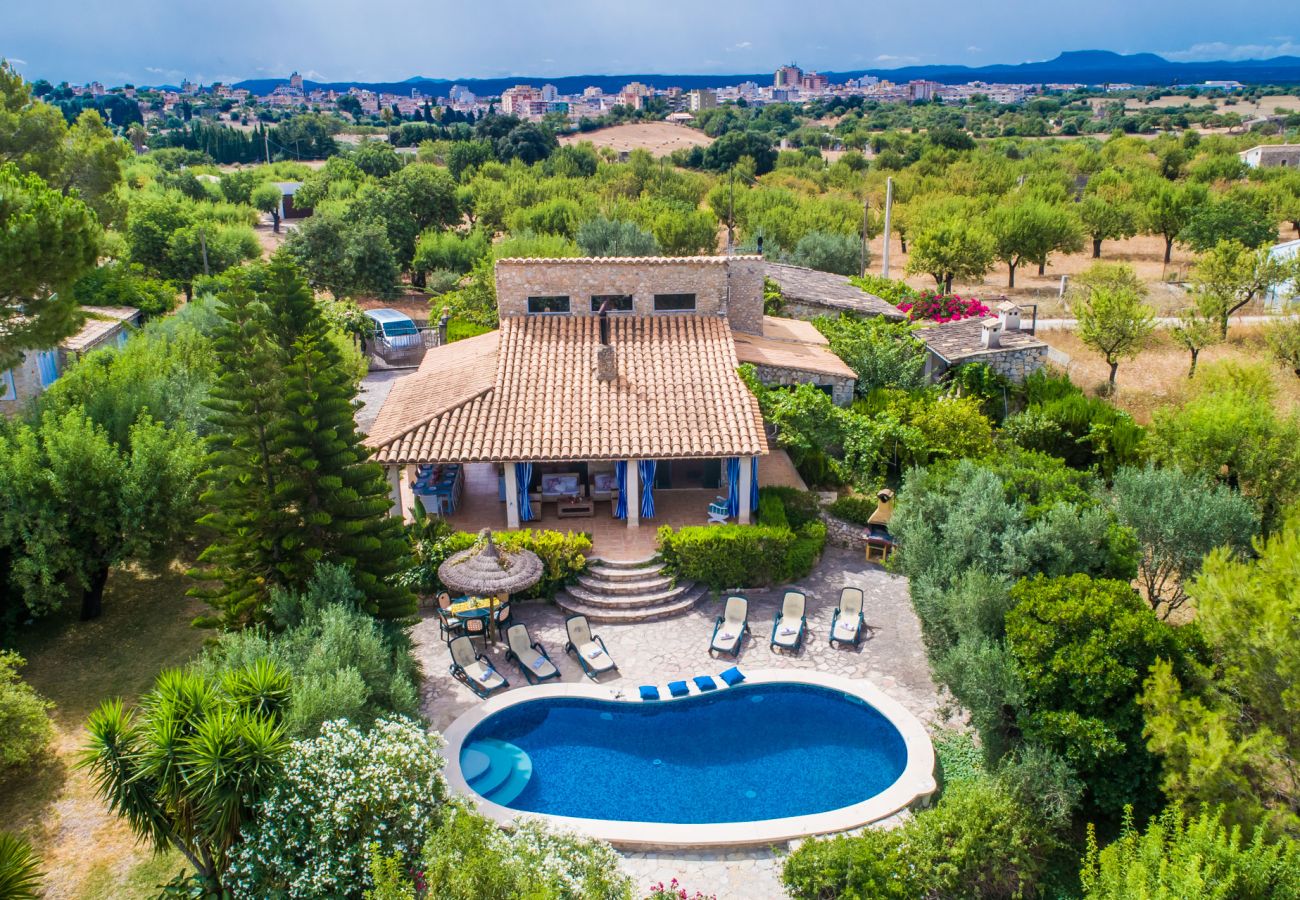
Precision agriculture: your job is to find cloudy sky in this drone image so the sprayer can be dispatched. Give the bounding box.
[5,0,1299,86]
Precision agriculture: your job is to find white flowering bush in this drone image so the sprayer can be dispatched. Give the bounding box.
[368,801,633,900]
[228,716,445,899]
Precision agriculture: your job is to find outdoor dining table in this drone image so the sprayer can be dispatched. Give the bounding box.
[449,595,499,642]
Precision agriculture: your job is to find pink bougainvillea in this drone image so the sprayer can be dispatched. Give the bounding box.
[897,292,990,323]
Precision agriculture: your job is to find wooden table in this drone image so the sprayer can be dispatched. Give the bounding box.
[557,496,595,518]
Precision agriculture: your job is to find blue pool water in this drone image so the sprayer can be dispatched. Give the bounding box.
[461,682,908,824]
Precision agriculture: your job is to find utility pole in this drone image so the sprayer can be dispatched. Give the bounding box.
[199,227,210,277]
[880,176,894,278]
[727,167,735,254]
[264,129,271,165]
[860,193,870,278]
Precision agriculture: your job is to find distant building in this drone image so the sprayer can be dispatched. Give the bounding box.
[800,72,828,92]
[774,64,803,89]
[540,83,558,102]
[500,85,538,116]
[1265,239,1300,310]
[1202,80,1244,91]
[1241,144,1300,169]
[1,308,142,417]
[289,71,304,91]
[907,80,942,102]
[688,89,717,111]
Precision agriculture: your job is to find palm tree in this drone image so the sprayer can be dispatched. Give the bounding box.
[79,662,291,893]
[0,832,43,899]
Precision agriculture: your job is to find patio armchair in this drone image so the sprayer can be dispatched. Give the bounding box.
[435,592,463,642]
[447,635,508,698]
[563,614,617,679]
[492,600,513,639]
[770,590,807,653]
[504,624,560,685]
[461,612,490,648]
[707,496,730,524]
[709,595,749,658]
[830,587,866,648]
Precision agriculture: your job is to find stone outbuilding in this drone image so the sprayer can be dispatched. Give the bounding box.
[915,302,1049,384]
[763,262,905,322]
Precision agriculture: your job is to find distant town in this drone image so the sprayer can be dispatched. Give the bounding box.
[53,63,1256,128]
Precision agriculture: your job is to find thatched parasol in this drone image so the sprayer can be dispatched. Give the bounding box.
[437,528,544,598]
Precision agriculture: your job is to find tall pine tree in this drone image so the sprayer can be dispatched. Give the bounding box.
[194,257,414,625]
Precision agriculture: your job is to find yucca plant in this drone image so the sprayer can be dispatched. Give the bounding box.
[0,831,43,899]
[80,664,291,893]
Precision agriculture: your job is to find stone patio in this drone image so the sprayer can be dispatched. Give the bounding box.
[413,547,944,900]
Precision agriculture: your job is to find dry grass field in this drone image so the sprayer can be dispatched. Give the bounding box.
[1122,93,1300,114]
[559,121,714,158]
[0,563,208,899]
[1039,323,1300,424]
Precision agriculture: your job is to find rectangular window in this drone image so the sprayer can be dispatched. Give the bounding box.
[0,369,15,402]
[526,295,570,314]
[590,294,633,312]
[653,293,696,312]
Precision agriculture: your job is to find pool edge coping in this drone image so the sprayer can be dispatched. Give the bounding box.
[438,668,938,849]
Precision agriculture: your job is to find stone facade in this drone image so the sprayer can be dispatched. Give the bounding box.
[494,256,766,335]
[929,345,1048,383]
[749,362,855,406]
[1242,144,1300,169]
[0,352,42,418]
[821,510,867,549]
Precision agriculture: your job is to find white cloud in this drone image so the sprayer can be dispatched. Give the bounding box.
[1163,40,1300,61]
[875,53,920,64]
[966,45,982,53]
[725,40,753,53]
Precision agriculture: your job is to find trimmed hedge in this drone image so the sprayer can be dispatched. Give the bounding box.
[757,493,789,528]
[657,525,796,590]
[759,486,822,529]
[827,495,878,526]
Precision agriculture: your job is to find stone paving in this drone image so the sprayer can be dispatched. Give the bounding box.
[412,547,946,900]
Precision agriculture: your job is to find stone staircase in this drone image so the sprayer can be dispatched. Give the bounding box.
[556,556,706,623]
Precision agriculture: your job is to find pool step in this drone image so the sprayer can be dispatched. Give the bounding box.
[463,738,533,807]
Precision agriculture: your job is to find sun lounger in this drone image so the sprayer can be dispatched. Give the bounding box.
[770,590,807,653]
[447,635,508,698]
[563,614,617,679]
[504,623,560,685]
[830,587,866,648]
[709,595,749,658]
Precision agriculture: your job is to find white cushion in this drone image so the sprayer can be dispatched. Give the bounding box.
[774,623,801,646]
[833,618,859,641]
[465,661,504,688]
[580,641,614,671]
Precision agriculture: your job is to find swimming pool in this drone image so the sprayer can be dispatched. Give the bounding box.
[442,670,936,847]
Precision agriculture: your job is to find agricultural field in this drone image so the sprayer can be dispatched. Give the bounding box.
[560,121,714,157]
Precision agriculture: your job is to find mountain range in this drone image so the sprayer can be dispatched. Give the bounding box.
[230,50,1300,98]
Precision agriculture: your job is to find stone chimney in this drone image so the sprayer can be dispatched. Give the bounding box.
[997,300,1022,332]
[437,308,451,345]
[980,318,1003,350]
[596,304,617,381]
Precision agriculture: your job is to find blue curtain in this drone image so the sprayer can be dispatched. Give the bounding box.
[638,460,657,519]
[516,462,534,522]
[750,456,760,511]
[36,351,60,388]
[614,461,628,519]
[726,457,740,518]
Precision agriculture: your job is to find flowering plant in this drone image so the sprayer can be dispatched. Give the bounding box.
[646,877,718,900]
[896,292,990,324]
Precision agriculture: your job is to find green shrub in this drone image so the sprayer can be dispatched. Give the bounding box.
[760,486,822,529]
[933,729,985,788]
[657,525,796,590]
[1006,371,1145,475]
[850,273,919,305]
[196,564,420,739]
[404,520,590,600]
[757,492,789,529]
[783,776,1053,900]
[784,521,827,581]
[827,495,877,526]
[446,319,492,343]
[0,651,53,771]
[1081,806,1300,899]
[813,313,927,395]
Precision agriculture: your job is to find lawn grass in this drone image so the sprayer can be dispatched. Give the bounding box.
[0,558,209,899]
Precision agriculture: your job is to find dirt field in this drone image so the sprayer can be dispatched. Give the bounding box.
[866,225,1300,317]
[1122,93,1300,114]
[560,122,714,158]
[1039,323,1300,423]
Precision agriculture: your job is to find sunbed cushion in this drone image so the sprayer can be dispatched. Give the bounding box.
[833,616,860,642]
[719,666,745,686]
[668,680,689,697]
[773,623,801,647]
[711,630,741,652]
[579,641,615,672]
[639,685,660,700]
[527,652,558,678]
[693,675,718,692]
[464,661,504,690]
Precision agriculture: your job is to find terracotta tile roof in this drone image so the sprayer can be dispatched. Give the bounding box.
[61,307,141,353]
[365,331,499,449]
[764,263,905,320]
[759,315,828,345]
[734,319,857,380]
[916,316,1048,363]
[496,255,762,266]
[366,315,768,465]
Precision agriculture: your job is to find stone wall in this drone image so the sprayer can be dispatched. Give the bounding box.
[820,510,866,549]
[0,352,43,418]
[494,256,766,334]
[750,363,855,406]
[933,346,1048,384]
